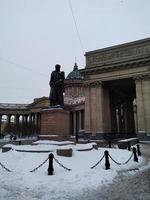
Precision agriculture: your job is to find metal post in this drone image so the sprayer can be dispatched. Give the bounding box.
[48,153,54,175]
[104,150,110,170]
[137,144,141,156]
[127,142,131,151]
[133,147,138,162]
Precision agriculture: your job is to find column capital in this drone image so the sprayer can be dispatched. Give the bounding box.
[133,73,150,81]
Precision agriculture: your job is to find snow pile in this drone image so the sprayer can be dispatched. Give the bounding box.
[3,142,95,152]
[33,140,75,146]
[0,142,146,200]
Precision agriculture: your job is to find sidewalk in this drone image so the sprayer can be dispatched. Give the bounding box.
[72,142,150,200]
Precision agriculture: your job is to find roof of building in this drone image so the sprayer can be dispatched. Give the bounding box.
[0,103,28,110]
[66,63,84,80]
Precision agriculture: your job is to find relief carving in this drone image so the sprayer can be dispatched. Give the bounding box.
[86,45,150,67]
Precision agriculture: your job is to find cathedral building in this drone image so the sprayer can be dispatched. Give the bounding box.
[0,38,150,139]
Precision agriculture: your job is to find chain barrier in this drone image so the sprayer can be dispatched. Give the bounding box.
[0,161,12,172]
[90,155,105,169]
[122,153,134,164]
[108,152,134,166]
[111,143,117,148]
[54,157,72,171]
[30,157,49,172]
[0,147,139,173]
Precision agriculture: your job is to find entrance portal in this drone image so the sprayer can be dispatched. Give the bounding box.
[104,78,136,136]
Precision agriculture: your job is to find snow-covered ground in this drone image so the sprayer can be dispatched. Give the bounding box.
[0,141,146,200]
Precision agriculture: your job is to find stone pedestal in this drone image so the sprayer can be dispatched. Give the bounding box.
[40,108,70,138]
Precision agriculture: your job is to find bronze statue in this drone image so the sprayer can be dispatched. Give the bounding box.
[49,64,65,107]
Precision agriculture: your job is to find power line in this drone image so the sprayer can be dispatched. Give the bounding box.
[68,0,84,54]
[0,56,49,78]
[0,85,48,91]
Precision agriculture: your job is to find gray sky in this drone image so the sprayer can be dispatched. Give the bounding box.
[0,0,150,104]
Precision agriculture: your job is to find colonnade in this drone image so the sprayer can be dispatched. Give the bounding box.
[0,113,41,137]
[111,99,136,135]
[70,110,84,135]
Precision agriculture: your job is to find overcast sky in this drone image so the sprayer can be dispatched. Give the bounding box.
[0,0,150,104]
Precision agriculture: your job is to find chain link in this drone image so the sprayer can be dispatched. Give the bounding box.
[91,155,105,169]
[0,162,12,172]
[122,153,134,164]
[30,157,49,172]
[54,157,72,171]
[108,154,122,165]
[109,152,134,165]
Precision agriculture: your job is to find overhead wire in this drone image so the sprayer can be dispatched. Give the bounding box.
[68,0,84,54]
[0,56,49,101]
[0,85,47,91]
[0,56,49,78]
[0,1,85,102]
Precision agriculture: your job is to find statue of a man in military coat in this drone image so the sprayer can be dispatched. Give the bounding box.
[49,64,65,107]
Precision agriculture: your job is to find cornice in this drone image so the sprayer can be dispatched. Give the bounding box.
[81,59,150,76]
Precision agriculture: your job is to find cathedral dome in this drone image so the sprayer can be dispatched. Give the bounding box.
[66,63,84,80]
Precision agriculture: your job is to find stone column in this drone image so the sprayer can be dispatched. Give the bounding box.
[78,110,82,131]
[84,81,111,134]
[102,87,111,132]
[110,103,117,133]
[118,104,122,133]
[37,113,41,135]
[81,110,84,130]
[22,115,26,136]
[35,113,38,135]
[18,115,22,138]
[123,101,128,133]
[135,75,150,134]
[75,111,78,134]
[84,84,91,131]
[15,115,20,136]
[128,98,135,133]
[30,114,34,135]
[73,111,76,135]
[0,115,2,135]
[32,114,35,135]
[116,107,119,133]
[7,115,11,133]
[28,114,32,134]
[133,103,138,134]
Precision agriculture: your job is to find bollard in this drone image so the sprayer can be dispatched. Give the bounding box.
[48,153,54,175]
[108,141,111,148]
[137,144,141,156]
[75,133,78,143]
[18,141,21,145]
[127,142,131,151]
[132,147,138,162]
[104,150,110,170]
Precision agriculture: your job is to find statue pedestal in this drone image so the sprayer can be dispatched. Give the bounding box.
[40,108,70,140]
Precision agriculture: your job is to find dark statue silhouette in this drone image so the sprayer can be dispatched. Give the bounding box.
[49,64,65,107]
